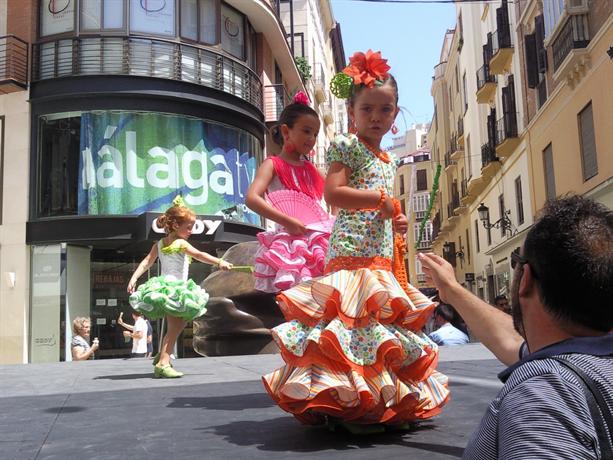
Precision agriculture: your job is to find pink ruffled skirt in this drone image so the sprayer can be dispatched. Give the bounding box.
[254,230,329,293]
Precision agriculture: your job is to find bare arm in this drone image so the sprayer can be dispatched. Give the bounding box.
[117,312,134,331]
[324,162,395,218]
[127,243,159,294]
[183,241,233,271]
[72,343,98,361]
[419,252,524,366]
[245,158,306,234]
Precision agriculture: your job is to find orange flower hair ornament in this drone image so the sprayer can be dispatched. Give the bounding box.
[330,50,391,99]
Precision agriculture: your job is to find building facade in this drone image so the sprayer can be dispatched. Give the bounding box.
[0,0,335,364]
[428,0,611,303]
[279,0,347,170]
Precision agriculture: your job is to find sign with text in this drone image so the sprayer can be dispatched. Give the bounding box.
[78,111,259,224]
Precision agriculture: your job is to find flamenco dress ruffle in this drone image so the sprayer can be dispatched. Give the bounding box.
[262,268,449,425]
[254,229,329,293]
[129,275,209,321]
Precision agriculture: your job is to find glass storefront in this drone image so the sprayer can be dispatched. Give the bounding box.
[37,110,262,224]
[30,245,218,362]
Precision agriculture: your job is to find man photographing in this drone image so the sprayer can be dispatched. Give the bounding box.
[419,196,612,459]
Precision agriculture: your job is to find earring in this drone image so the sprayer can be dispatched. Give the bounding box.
[391,124,399,135]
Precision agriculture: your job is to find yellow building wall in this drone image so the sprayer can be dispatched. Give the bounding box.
[528,20,613,212]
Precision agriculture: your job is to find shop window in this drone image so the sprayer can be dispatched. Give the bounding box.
[81,0,126,31]
[36,111,261,222]
[38,115,81,217]
[130,0,176,36]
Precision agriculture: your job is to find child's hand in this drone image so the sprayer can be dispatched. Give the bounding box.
[127,280,136,294]
[218,260,233,271]
[380,196,395,219]
[284,217,307,235]
[393,213,409,234]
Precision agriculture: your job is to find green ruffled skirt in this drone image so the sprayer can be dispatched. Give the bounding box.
[129,275,209,321]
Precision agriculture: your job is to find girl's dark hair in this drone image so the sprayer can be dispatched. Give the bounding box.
[270,102,319,146]
[349,74,399,106]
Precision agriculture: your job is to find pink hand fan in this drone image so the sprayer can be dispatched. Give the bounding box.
[266,190,334,232]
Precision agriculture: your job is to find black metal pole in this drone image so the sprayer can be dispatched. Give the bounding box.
[289,0,295,57]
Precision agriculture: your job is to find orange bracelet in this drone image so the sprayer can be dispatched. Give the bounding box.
[392,198,402,217]
[376,188,387,210]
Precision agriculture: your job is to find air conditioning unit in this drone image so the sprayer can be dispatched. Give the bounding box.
[565,0,588,14]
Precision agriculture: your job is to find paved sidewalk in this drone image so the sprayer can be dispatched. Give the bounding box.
[0,344,503,460]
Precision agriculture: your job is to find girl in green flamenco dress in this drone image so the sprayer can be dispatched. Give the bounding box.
[128,196,233,378]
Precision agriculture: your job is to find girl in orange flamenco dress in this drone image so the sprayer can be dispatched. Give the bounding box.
[262,51,449,433]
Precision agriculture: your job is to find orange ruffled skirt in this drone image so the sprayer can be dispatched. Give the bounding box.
[262,268,450,425]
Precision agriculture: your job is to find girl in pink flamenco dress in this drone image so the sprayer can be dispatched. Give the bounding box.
[246,92,331,293]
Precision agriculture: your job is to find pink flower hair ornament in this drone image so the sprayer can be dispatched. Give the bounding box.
[292,91,310,106]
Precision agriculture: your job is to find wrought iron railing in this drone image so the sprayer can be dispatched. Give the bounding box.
[491,27,512,56]
[457,116,464,138]
[444,151,455,168]
[481,143,498,168]
[552,13,590,71]
[32,36,263,109]
[496,112,518,145]
[433,61,447,80]
[476,64,495,90]
[432,211,441,241]
[264,84,290,123]
[461,178,468,198]
[0,35,29,87]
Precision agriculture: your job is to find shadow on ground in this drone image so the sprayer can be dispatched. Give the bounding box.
[199,416,464,457]
[168,392,276,411]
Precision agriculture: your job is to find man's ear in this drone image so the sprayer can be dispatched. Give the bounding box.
[519,264,537,297]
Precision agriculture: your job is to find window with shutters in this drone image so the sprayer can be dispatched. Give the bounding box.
[515,176,524,225]
[399,174,405,195]
[578,102,598,181]
[543,143,556,200]
[416,169,428,191]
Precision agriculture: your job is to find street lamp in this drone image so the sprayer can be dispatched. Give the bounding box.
[443,241,464,260]
[477,203,515,236]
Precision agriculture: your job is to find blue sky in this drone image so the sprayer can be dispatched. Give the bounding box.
[331,0,456,140]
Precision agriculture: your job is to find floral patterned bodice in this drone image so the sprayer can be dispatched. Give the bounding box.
[325,134,398,267]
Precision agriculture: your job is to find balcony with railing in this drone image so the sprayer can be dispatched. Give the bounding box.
[0,35,28,93]
[264,84,290,123]
[433,61,447,81]
[444,150,456,172]
[481,142,500,179]
[450,185,461,216]
[490,24,513,74]
[450,134,463,161]
[322,98,334,125]
[32,36,263,110]
[476,64,496,103]
[459,177,472,206]
[313,63,327,102]
[457,116,465,145]
[432,211,441,242]
[552,13,590,72]
[495,111,519,158]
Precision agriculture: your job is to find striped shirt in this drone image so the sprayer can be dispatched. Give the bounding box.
[464,334,613,459]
